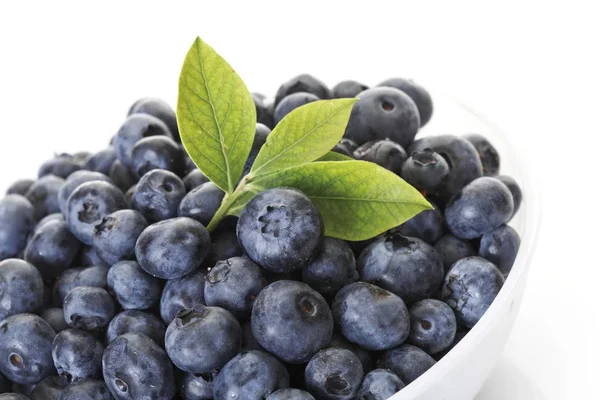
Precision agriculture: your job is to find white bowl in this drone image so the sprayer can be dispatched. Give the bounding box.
[388,94,541,400]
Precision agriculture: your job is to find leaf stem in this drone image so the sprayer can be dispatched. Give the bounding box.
[206,179,248,232]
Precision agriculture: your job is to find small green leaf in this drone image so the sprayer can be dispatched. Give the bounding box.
[232,161,432,240]
[177,37,256,194]
[250,99,357,177]
[318,152,353,162]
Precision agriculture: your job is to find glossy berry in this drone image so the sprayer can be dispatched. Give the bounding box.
[0,259,44,321]
[332,282,410,351]
[53,265,109,306]
[83,148,117,175]
[131,136,185,178]
[305,348,364,400]
[442,257,505,328]
[332,80,368,99]
[464,133,500,176]
[107,261,162,310]
[57,170,112,216]
[408,299,457,354]
[479,224,521,276]
[358,233,444,303]
[136,217,211,279]
[114,113,172,170]
[57,379,113,400]
[25,175,65,220]
[253,92,274,128]
[252,280,333,364]
[353,139,407,175]
[106,310,165,345]
[496,175,522,217]
[52,329,104,383]
[128,97,179,142]
[267,389,315,400]
[434,234,477,271]
[358,369,405,400]
[38,154,82,179]
[378,344,436,385]
[401,149,450,192]
[34,213,64,231]
[160,269,207,324]
[0,195,36,261]
[237,188,323,273]
[204,257,266,317]
[178,371,216,400]
[103,333,175,399]
[213,351,290,400]
[40,308,69,333]
[65,181,126,245]
[183,169,209,192]
[274,92,320,125]
[178,182,225,226]
[0,314,56,385]
[29,375,68,400]
[108,160,137,193]
[6,179,34,196]
[445,177,514,239]
[93,210,149,265]
[395,201,445,245]
[302,238,358,298]
[275,74,331,106]
[132,169,186,222]
[24,220,81,279]
[165,306,241,373]
[63,287,116,331]
[344,87,420,148]
[378,78,433,126]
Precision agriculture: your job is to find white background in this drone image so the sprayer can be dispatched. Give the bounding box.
[0,1,598,399]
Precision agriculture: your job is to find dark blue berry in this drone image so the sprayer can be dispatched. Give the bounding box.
[63,287,116,331]
[29,375,67,400]
[353,139,407,175]
[39,308,69,333]
[478,224,520,276]
[52,329,104,383]
[205,219,243,267]
[358,369,405,400]
[378,78,433,126]
[57,378,112,400]
[6,180,34,196]
[464,133,500,176]
[244,123,271,172]
[401,149,449,192]
[128,97,179,142]
[165,306,241,373]
[275,74,331,106]
[53,265,109,306]
[25,175,65,220]
[241,321,264,352]
[394,200,445,245]
[0,259,44,321]
[108,160,137,193]
[160,269,207,324]
[83,148,117,176]
[302,238,357,298]
[332,80,368,99]
[442,257,504,328]
[408,299,457,354]
[136,217,211,279]
[107,261,162,310]
[305,348,363,400]
[253,93,274,128]
[267,389,315,400]
[0,195,35,261]
[106,310,165,345]
[378,344,436,385]
[178,182,225,226]
[434,234,476,271]
[274,92,320,125]
[38,154,82,179]
[496,175,522,217]
[178,371,215,400]
[132,170,186,222]
[237,188,323,273]
[183,169,209,192]
[131,136,185,178]
[34,213,64,232]
[93,210,148,265]
[57,170,112,216]
[252,280,333,363]
[327,334,372,374]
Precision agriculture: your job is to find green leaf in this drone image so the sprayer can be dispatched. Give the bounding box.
[318,152,353,162]
[250,99,357,177]
[177,37,256,194]
[231,161,432,240]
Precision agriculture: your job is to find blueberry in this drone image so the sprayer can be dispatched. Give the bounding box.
[274,92,320,125]
[204,257,266,317]
[114,114,173,170]
[83,148,117,176]
[34,213,64,232]
[0,314,56,385]
[344,87,420,148]
[237,188,323,273]
[332,80,368,99]
[442,257,505,328]
[0,394,30,399]
[25,175,65,220]
[358,369,405,400]
[183,169,209,192]
[57,378,113,400]
[65,181,126,245]
[408,299,457,354]
[128,97,179,142]
[131,136,185,178]
[445,177,514,239]
[108,160,137,193]
[241,321,264,352]
[327,334,372,373]
[302,238,357,298]
[63,287,116,331]
[73,152,93,165]
[478,224,520,276]
[57,170,112,216]
[160,269,207,324]
[40,308,69,333]
[178,182,225,226]
[394,201,445,244]
[253,93,274,128]
[132,170,186,222]
[378,344,436,385]
[464,133,500,176]
[6,180,34,196]
[178,371,216,400]
[52,329,104,383]
[401,149,450,192]
[331,141,354,158]
[408,135,483,202]
[106,310,165,345]
[30,375,67,400]
[0,195,36,261]
[496,175,522,217]
[275,74,331,106]
[53,265,109,306]
[244,123,272,172]
[38,154,82,179]
[136,217,211,279]
[124,185,136,208]
[0,259,44,321]
[183,152,198,176]
[107,261,162,310]
[24,220,81,279]
[252,280,333,363]
[332,282,409,351]
[213,350,290,400]
[305,348,363,400]
[434,234,476,271]
[267,389,316,400]
[353,139,407,175]
[205,219,243,267]
[93,210,148,265]
[358,233,444,303]
[166,306,241,373]
[378,78,433,127]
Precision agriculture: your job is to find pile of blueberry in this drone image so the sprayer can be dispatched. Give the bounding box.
[0,74,522,400]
